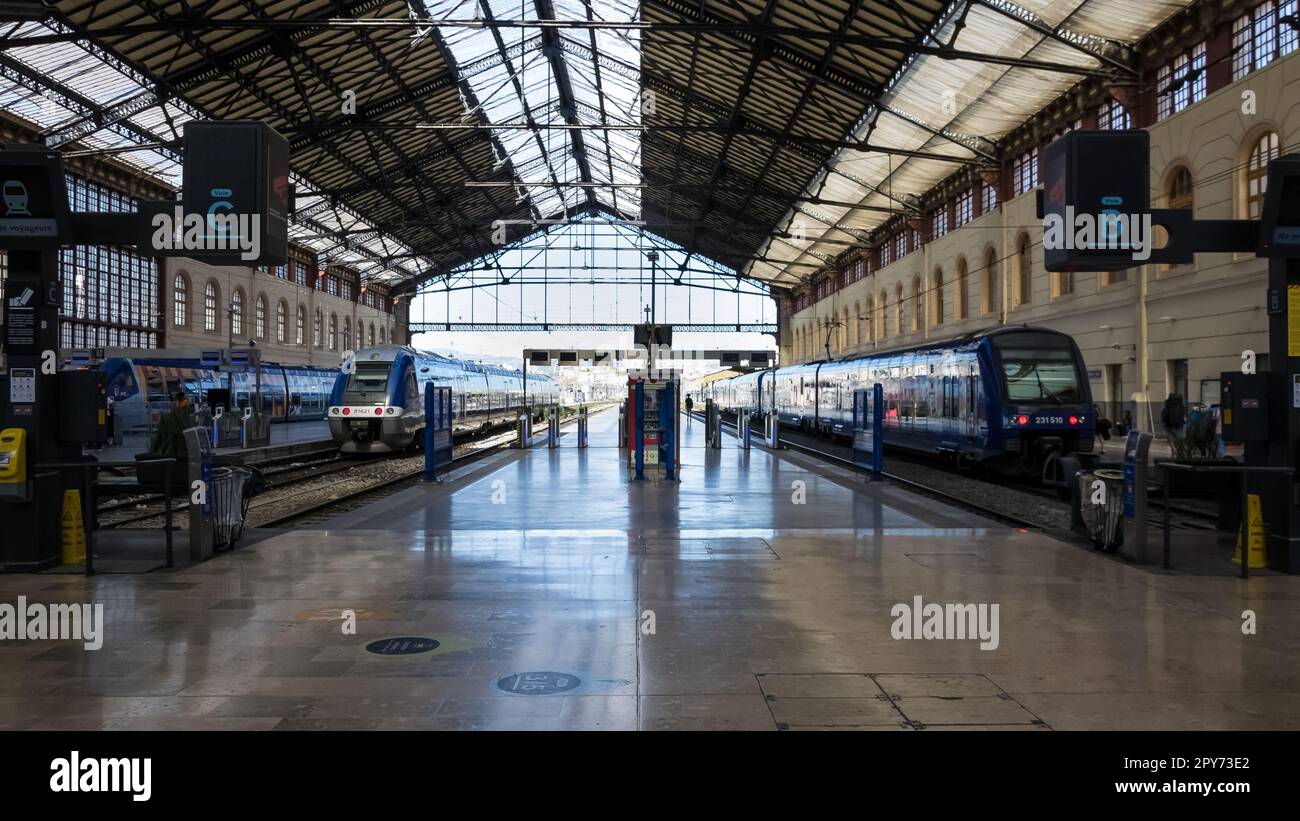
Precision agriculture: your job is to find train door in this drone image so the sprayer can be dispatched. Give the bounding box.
[965,364,979,439]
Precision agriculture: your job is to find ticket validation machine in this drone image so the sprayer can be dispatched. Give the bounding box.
[627,373,679,481]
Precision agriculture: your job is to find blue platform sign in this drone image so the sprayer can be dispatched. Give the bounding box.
[1122,430,1140,519]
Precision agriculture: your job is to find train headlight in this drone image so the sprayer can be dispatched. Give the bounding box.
[342,408,350,416]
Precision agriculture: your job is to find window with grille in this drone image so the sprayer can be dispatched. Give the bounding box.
[231,289,243,337]
[58,175,159,349]
[1156,42,1207,120]
[955,190,973,227]
[173,274,187,327]
[1097,99,1132,130]
[1012,148,1039,195]
[255,296,267,340]
[296,306,306,345]
[277,301,287,343]
[982,181,998,213]
[314,309,323,347]
[1247,131,1281,220]
[204,282,218,332]
[932,207,950,239]
[1233,0,1299,80]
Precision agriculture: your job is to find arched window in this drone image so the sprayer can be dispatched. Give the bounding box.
[356,323,364,351]
[328,314,338,351]
[368,323,375,347]
[1015,234,1032,306]
[894,284,903,335]
[864,296,874,343]
[313,308,323,348]
[172,274,188,327]
[255,295,267,340]
[911,276,923,331]
[343,318,351,352]
[879,289,888,339]
[230,288,244,337]
[931,267,944,326]
[850,302,860,347]
[954,258,968,321]
[1246,131,1279,220]
[982,248,1000,316]
[204,281,219,332]
[296,305,306,345]
[379,326,386,345]
[276,300,287,343]
[1167,165,1194,211]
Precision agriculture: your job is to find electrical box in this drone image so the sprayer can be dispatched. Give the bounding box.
[57,369,108,445]
[1220,372,1269,443]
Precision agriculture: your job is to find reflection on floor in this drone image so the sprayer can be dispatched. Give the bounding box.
[2,408,1298,730]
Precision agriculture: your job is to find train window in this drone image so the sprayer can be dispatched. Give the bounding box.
[993,336,1083,404]
[344,362,390,397]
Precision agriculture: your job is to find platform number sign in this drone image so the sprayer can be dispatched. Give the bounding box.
[497,671,581,695]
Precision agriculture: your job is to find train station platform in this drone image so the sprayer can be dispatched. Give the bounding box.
[2,407,1298,731]
[89,419,333,465]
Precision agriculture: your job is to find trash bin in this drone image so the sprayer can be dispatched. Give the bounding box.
[1077,468,1125,553]
[208,466,252,548]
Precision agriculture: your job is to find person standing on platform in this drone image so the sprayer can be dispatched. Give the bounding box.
[684,394,694,426]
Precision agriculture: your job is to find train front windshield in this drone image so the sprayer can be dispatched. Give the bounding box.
[992,334,1084,405]
[343,362,391,399]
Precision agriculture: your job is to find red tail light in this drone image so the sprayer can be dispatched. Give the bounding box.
[1016,415,1028,426]
[342,408,350,415]
[1069,415,1079,425]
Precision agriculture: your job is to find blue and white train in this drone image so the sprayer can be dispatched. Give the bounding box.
[708,326,1095,472]
[99,356,338,436]
[328,346,560,453]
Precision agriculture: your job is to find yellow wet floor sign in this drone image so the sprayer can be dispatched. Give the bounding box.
[61,489,86,564]
[1232,493,1267,568]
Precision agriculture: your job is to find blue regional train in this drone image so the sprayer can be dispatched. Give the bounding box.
[328,346,560,453]
[100,356,338,436]
[708,326,1095,472]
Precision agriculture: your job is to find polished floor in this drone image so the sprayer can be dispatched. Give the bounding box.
[3,408,1299,730]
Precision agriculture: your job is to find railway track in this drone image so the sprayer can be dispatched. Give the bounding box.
[102,409,602,531]
[707,410,1222,536]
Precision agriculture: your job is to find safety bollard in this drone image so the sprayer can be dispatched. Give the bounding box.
[767,411,780,449]
[548,407,559,448]
[517,412,532,448]
[709,404,722,449]
[738,410,750,449]
[578,406,588,448]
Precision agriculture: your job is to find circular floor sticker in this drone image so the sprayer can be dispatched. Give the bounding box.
[365,636,441,656]
[497,671,582,695]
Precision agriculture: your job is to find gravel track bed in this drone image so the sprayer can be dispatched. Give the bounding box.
[776,429,1074,531]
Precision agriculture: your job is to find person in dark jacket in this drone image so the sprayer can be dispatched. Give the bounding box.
[1161,393,1187,439]
[149,391,195,458]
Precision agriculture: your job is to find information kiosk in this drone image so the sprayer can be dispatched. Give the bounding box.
[626,370,680,481]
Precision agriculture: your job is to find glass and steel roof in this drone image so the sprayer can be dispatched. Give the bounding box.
[0,1,1194,294]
